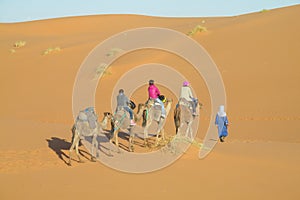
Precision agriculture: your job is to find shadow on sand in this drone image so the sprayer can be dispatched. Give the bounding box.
[46,137,90,165]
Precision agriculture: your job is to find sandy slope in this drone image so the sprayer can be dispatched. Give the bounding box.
[0,5,300,200]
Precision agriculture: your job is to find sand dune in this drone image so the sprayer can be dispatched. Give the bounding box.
[0,5,300,200]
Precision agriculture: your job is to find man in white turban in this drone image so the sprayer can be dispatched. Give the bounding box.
[215,105,229,142]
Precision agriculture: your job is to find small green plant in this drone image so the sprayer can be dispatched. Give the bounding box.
[14,40,26,48]
[93,63,111,80]
[42,47,61,55]
[106,48,124,57]
[260,9,269,13]
[187,25,207,36]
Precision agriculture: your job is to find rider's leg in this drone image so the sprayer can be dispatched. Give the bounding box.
[155,98,166,117]
[124,106,136,125]
[189,101,196,114]
[124,106,133,119]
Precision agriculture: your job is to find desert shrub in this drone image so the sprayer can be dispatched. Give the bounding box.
[187,25,207,36]
[260,9,269,13]
[42,47,61,55]
[93,63,111,80]
[14,40,26,48]
[106,48,124,57]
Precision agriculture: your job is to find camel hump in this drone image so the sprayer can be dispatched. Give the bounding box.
[78,111,88,121]
[77,107,98,129]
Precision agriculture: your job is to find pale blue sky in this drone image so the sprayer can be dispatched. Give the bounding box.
[0,0,299,23]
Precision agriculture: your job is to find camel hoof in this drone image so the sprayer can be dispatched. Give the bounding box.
[129,146,134,152]
[78,160,84,163]
[91,157,97,162]
[67,162,72,166]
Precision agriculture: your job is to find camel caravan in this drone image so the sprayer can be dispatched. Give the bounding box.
[68,80,202,165]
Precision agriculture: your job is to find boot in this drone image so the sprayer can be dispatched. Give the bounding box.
[130,120,136,126]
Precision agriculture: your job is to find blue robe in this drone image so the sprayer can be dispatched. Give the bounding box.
[215,114,228,137]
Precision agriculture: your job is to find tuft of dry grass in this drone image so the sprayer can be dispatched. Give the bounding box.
[187,25,207,36]
[42,47,61,55]
[106,48,124,57]
[93,63,112,80]
[13,41,26,48]
[10,40,26,53]
[260,9,269,13]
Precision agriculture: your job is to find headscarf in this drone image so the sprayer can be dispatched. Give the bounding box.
[217,105,227,117]
[183,81,190,86]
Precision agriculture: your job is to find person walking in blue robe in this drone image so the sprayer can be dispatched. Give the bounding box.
[215,105,228,142]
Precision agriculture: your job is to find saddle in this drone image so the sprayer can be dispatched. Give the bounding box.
[113,108,131,130]
[178,98,192,111]
[145,99,163,121]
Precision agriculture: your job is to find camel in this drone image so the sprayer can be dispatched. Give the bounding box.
[110,103,145,152]
[140,98,173,146]
[68,109,112,166]
[174,98,202,139]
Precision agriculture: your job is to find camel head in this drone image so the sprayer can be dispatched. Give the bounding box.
[103,112,112,119]
[146,99,155,108]
[165,98,173,104]
[137,103,145,113]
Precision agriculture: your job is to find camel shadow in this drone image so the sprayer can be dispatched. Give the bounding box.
[46,137,90,165]
[83,134,114,157]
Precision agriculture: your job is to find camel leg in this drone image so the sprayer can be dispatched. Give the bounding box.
[161,128,165,141]
[109,129,115,154]
[189,124,193,140]
[68,135,76,166]
[110,129,120,153]
[177,122,184,137]
[68,132,82,166]
[129,131,135,152]
[185,122,193,141]
[90,133,97,162]
[155,128,165,146]
[155,131,160,146]
[155,119,165,146]
[144,121,151,147]
[109,130,115,145]
[75,136,83,163]
[174,106,181,135]
[185,123,189,138]
[115,130,121,153]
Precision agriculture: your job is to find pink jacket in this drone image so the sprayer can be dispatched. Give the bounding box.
[148,85,160,99]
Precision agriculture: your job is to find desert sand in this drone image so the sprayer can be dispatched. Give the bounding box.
[1,5,300,200]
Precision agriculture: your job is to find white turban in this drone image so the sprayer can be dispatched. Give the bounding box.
[217,105,226,117]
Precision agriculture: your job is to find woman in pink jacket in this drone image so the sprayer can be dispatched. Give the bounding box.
[148,80,166,118]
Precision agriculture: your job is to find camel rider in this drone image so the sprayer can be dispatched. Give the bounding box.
[116,89,136,126]
[180,81,197,116]
[148,80,166,118]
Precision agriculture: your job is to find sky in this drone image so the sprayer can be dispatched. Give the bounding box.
[0,0,299,23]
